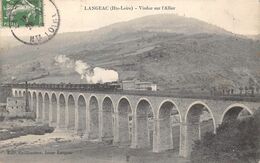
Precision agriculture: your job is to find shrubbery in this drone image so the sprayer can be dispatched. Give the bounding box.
[191,110,260,163]
[0,124,54,141]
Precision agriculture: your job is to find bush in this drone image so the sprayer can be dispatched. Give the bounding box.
[0,124,54,140]
[191,110,260,163]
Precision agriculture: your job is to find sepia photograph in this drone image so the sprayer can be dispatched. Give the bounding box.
[0,0,259,162]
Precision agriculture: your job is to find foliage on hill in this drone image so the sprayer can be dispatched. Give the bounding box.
[1,15,260,91]
[191,110,260,163]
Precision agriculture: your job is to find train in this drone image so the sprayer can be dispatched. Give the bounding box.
[4,81,123,92]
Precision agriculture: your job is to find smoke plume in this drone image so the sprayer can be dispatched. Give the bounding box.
[54,55,74,68]
[54,55,118,83]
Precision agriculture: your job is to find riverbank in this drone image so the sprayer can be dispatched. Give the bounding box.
[0,119,54,141]
[0,132,190,163]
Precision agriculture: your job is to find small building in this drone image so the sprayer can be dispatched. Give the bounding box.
[0,103,7,111]
[0,103,7,116]
[0,84,12,103]
[136,81,157,91]
[122,79,157,91]
[6,97,26,117]
[122,80,136,90]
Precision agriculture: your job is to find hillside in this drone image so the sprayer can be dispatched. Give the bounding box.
[1,14,260,92]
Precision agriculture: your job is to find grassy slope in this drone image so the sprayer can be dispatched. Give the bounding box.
[1,14,260,92]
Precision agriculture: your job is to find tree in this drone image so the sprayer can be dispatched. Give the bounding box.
[191,110,260,163]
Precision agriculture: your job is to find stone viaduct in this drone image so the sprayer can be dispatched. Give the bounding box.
[11,84,260,158]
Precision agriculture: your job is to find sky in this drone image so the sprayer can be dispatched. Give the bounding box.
[0,0,259,37]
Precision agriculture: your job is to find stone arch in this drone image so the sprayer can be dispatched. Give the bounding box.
[101,96,114,141]
[221,103,253,124]
[184,101,216,157]
[58,93,66,128]
[89,95,99,139]
[18,91,22,97]
[157,100,181,152]
[136,98,154,149]
[32,92,37,113]
[14,90,18,97]
[67,94,76,130]
[38,92,43,120]
[117,97,133,144]
[43,93,50,122]
[185,101,216,132]
[22,90,26,97]
[77,95,87,134]
[51,93,57,125]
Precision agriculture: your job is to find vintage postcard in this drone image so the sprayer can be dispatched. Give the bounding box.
[0,0,259,162]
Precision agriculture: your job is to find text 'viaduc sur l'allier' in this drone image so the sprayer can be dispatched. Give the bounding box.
[84,5,176,11]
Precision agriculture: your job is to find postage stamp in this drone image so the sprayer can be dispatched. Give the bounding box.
[2,0,44,28]
[1,0,60,45]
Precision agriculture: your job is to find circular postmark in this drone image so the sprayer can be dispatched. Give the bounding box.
[8,0,60,45]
